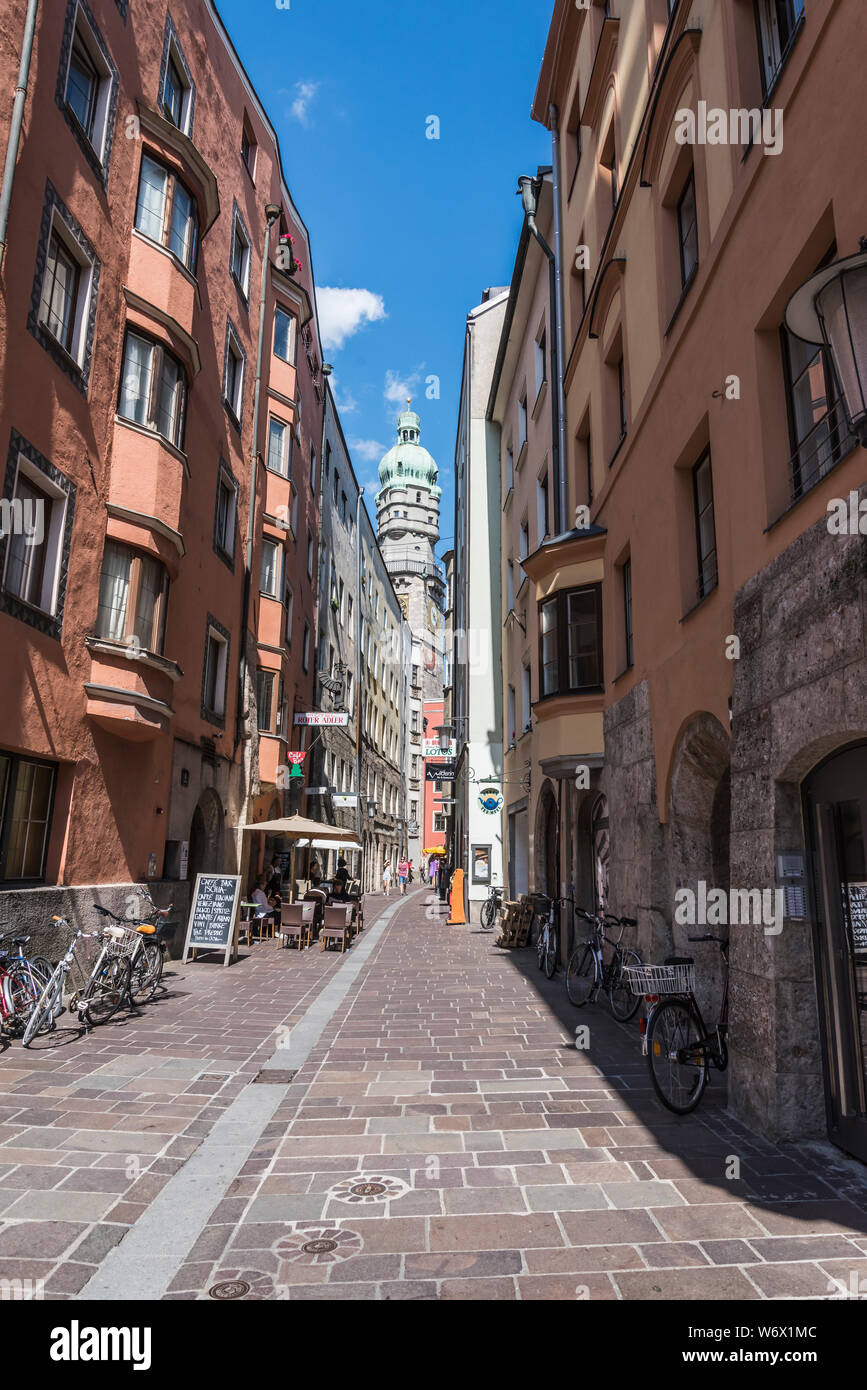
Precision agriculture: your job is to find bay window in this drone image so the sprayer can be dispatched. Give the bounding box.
[134,154,198,272]
[539,584,603,697]
[118,330,186,448]
[96,541,169,653]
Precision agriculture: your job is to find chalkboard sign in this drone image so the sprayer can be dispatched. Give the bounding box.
[847,882,867,952]
[182,874,242,966]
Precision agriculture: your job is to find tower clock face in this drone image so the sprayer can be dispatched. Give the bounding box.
[427,601,440,632]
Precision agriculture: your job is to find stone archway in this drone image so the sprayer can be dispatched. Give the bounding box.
[534,781,559,898]
[187,787,225,885]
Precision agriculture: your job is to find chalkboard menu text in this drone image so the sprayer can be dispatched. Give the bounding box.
[183,874,242,966]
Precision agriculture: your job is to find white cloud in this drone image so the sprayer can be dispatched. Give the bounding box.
[290,80,320,127]
[349,438,387,464]
[317,287,387,351]
[330,376,357,414]
[384,368,422,409]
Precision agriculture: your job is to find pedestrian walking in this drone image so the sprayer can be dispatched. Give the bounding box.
[382,861,392,896]
[397,857,409,894]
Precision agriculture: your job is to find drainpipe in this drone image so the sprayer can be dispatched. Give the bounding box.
[517,176,563,534]
[236,203,281,755]
[0,0,39,276]
[354,487,365,849]
[549,105,569,533]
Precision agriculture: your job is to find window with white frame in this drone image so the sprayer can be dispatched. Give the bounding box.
[60,1,117,174]
[2,458,69,619]
[506,556,515,611]
[159,19,194,135]
[519,519,529,561]
[534,324,547,398]
[273,305,295,362]
[134,153,198,272]
[306,531,313,578]
[507,685,516,745]
[505,442,514,494]
[260,537,281,597]
[267,417,289,476]
[230,209,252,298]
[284,577,294,643]
[522,663,531,731]
[518,390,528,452]
[32,193,99,385]
[214,464,237,562]
[754,0,805,97]
[96,540,169,654]
[202,620,229,720]
[118,329,187,449]
[256,669,274,731]
[223,323,245,422]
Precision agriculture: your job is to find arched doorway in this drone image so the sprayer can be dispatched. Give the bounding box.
[188,787,225,885]
[803,742,867,1163]
[590,794,609,913]
[534,782,559,899]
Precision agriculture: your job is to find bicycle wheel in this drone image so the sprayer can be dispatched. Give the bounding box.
[480,898,495,931]
[6,961,42,1029]
[82,958,131,1027]
[544,927,558,979]
[608,948,642,1022]
[647,998,708,1114]
[129,939,163,1005]
[565,944,597,1006]
[536,925,546,969]
[22,968,64,1047]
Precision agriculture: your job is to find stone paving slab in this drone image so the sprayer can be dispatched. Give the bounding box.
[4,886,867,1300]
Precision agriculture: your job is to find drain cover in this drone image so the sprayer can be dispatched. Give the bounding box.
[328,1174,410,1203]
[209,1280,250,1300]
[252,1069,298,1083]
[301,1238,338,1254]
[350,1181,386,1197]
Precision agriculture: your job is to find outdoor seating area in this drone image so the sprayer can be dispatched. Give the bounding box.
[241,815,366,956]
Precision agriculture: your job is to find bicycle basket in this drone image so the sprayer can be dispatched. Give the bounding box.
[621,961,695,996]
[102,925,139,960]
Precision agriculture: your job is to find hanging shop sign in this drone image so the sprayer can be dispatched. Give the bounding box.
[426,762,456,782]
[294,712,350,726]
[422,738,456,758]
[478,786,504,815]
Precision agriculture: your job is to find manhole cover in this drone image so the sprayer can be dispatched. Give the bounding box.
[301,1238,338,1254]
[275,1226,363,1265]
[209,1280,250,1300]
[252,1069,298,1083]
[328,1173,410,1203]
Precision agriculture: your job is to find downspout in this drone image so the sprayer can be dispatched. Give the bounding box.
[236,205,280,754]
[520,186,562,534]
[0,0,39,275]
[354,487,365,853]
[549,104,569,533]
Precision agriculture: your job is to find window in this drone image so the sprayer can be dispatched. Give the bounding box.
[230,210,251,298]
[274,306,295,362]
[162,54,184,126]
[310,446,317,490]
[507,685,516,745]
[534,326,547,397]
[338,578,345,621]
[260,537,281,597]
[241,120,256,178]
[518,391,528,452]
[223,325,245,423]
[96,541,168,653]
[539,585,603,697]
[623,557,633,669]
[578,418,593,506]
[306,531,314,578]
[212,466,237,564]
[267,417,289,476]
[3,466,69,618]
[755,0,805,97]
[284,579,294,643]
[39,231,80,355]
[202,621,229,721]
[522,664,531,731]
[29,185,99,390]
[434,814,447,833]
[692,450,718,600]
[134,154,198,272]
[677,167,698,289]
[782,323,853,500]
[118,330,186,448]
[256,669,274,731]
[505,443,514,494]
[60,2,117,176]
[601,124,618,212]
[536,470,550,544]
[506,556,515,611]
[617,355,627,440]
[519,520,529,561]
[0,752,56,884]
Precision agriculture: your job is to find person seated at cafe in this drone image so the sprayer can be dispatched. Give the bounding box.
[309,857,323,888]
[332,856,350,899]
[266,855,283,900]
[250,874,279,931]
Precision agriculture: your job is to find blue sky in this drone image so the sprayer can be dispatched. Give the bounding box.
[217,0,552,554]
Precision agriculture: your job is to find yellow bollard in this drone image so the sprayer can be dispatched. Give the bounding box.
[447,868,466,925]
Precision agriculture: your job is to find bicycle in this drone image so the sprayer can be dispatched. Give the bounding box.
[565,906,642,1021]
[0,930,54,1036]
[534,894,558,978]
[92,885,171,1006]
[623,933,729,1114]
[480,885,503,932]
[22,918,131,1046]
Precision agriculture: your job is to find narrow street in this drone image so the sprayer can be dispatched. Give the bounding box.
[3,887,866,1302]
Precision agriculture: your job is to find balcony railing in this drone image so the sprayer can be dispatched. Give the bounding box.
[789,397,857,504]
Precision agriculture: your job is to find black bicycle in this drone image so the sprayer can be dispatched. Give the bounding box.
[480,885,503,932]
[565,906,642,1021]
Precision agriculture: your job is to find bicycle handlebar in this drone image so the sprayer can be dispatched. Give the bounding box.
[687,933,729,944]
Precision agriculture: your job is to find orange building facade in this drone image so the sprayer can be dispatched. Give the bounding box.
[0,0,322,938]
[514,0,867,1153]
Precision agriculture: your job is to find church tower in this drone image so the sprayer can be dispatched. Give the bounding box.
[376,404,444,698]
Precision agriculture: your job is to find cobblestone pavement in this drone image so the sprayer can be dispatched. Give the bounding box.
[3,887,867,1301]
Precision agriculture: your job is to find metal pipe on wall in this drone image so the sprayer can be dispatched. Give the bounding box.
[0,0,39,275]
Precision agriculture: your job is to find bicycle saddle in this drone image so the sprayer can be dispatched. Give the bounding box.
[665,955,694,966]
[4,934,30,946]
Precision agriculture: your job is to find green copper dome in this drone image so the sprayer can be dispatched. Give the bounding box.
[376,408,441,503]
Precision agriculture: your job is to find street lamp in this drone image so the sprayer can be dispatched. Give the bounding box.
[785,239,867,445]
[435,722,454,752]
[366,798,377,818]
